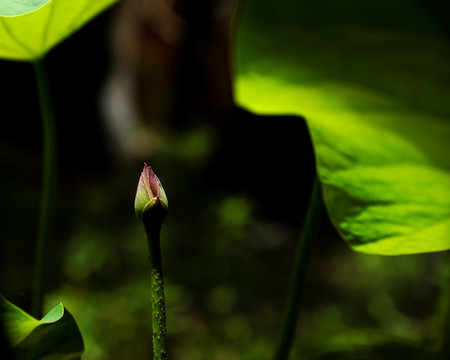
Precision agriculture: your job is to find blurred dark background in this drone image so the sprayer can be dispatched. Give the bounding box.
[0,1,448,359]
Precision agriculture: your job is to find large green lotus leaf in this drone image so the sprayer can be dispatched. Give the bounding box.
[1,295,84,359]
[0,1,51,16]
[0,0,119,61]
[233,0,450,255]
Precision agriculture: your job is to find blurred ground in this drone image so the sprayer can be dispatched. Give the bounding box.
[0,1,448,359]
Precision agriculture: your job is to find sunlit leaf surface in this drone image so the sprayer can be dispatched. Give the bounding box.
[233,0,450,255]
[0,0,51,17]
[1,295,84,359]
[0,0,118,61]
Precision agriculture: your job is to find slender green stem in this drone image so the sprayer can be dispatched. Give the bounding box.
[145,223,168,360]
[273,175,323,360]
[32,58,58,319]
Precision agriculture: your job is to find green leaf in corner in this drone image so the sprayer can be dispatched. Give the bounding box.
[0,1,51,17]
[0,0,119,61]
[233,0,450,255]
[1,295,84,359]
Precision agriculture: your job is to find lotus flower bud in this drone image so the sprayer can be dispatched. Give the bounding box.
[135,164,168,225]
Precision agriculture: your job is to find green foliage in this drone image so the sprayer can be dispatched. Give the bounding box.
[0,0,119,61]
[233,0,450,255]
[1,295,84,359]
[0,0,51,16]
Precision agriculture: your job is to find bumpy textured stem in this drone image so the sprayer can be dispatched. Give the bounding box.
[273,176,323,360]
[32,58,58,319]
[145,224,168,360]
